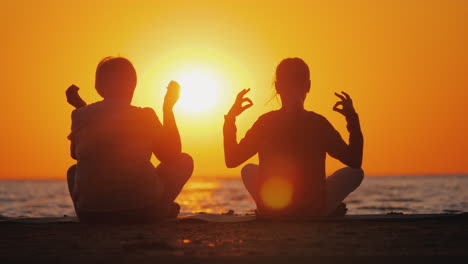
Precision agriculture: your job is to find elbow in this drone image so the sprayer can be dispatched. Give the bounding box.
[349,161,361,169]
[70,145,76,160]
[174,146,182,156]
[171,142,182,157]
[159,148,182,164]
[349,161,362,169]
[224,157,240,169]
[224,149,237,168]
[225,160,237,169]
[166,150,182,164]
[347,157,362,169]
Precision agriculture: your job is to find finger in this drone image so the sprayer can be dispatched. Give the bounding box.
[168,80,180,89]
[236,90,245,100]
[240,102,253,112]
[333,101,343,108]
[237,88,251,99]
[334,92,346,101]
[333,102,344,113]
[66,85,79,93]
[241,98,253,106]
[341,91,351,101]
[167,80,174,89]
[333,108,344,115]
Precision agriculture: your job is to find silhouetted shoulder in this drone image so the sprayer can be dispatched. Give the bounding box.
[139,106,156,115]
[139,107,161,123]
[241,111,280,139]
[137,106,155,116]
[256,110,280,121]
[70,101,103,122]
[305,110,334,127]
[252,110,331,128]
[250,110,283,128]
[305,110,327,120]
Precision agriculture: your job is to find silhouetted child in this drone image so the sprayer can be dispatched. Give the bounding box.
[66,57,193,223]
[224,58,364,219]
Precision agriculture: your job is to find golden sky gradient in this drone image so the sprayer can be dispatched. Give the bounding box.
[1,0,467,179]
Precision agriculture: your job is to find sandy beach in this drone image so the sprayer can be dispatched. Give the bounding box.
[1,214,467,262]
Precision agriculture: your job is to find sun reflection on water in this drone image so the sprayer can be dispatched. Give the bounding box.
[175,177,254,215]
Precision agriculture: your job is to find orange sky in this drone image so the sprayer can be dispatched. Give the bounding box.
[1,0,467,179]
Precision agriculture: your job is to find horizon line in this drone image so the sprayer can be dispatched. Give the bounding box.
[1,173,468,181]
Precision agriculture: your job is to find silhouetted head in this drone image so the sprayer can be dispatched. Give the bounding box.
[275,58,311,108]
[95,57,137,103]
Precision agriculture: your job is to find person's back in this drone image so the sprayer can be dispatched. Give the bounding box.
[247,110,337,216]
[224,58,364,219]
[66,57,193,223]
[71,100,163,211]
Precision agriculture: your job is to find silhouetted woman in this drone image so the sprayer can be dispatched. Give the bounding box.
[224,58,364,219]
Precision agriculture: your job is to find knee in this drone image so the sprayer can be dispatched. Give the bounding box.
[178,153,194,179]
[336,167,364,187]
[346,167,364,187]
[241,164,258,180]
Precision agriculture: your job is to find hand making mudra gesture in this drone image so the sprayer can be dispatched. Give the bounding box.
[333,91,357,118]
[226,88,254,119]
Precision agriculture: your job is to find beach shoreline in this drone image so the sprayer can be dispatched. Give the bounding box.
[1,214,467,260]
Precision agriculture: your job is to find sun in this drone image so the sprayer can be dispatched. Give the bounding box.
[175,69,219,113]
[135,48,253,120]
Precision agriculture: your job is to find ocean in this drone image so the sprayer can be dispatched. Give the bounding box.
[0,175,467,217]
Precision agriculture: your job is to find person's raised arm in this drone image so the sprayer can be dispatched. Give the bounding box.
[66,85,86,160]
[161,81,182,158]
[223,89,256,168]
[66,84,87,109]
[327,91,363,168]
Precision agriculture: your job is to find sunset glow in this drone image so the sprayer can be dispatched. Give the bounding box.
[1,0,467,179]
[175,68,219,113]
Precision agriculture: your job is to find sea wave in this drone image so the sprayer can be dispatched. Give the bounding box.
[0,176,467,217]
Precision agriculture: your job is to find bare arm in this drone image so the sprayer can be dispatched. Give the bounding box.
[328,91,363,168]
[70,140,76,160]
[223,89,255,168]
[66,85,86,160]
[155,81,182,162]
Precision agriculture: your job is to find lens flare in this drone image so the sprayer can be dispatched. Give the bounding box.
[259,176,293,210]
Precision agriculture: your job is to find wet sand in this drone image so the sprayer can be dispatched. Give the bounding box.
[1,215,467,262]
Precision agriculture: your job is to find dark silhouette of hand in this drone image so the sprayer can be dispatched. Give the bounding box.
[66,84,87,108]
[163,80,181,110]
[333,91,356,117]
[227,88,253,117]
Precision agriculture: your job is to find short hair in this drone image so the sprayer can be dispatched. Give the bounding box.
[95,57,137,99]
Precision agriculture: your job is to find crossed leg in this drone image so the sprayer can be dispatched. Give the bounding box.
[241,164,364,216]
[156,153,194,205]
[66,153,194,220]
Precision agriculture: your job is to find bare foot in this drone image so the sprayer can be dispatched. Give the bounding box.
[165,202,180,219]
[328,202,348,217]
